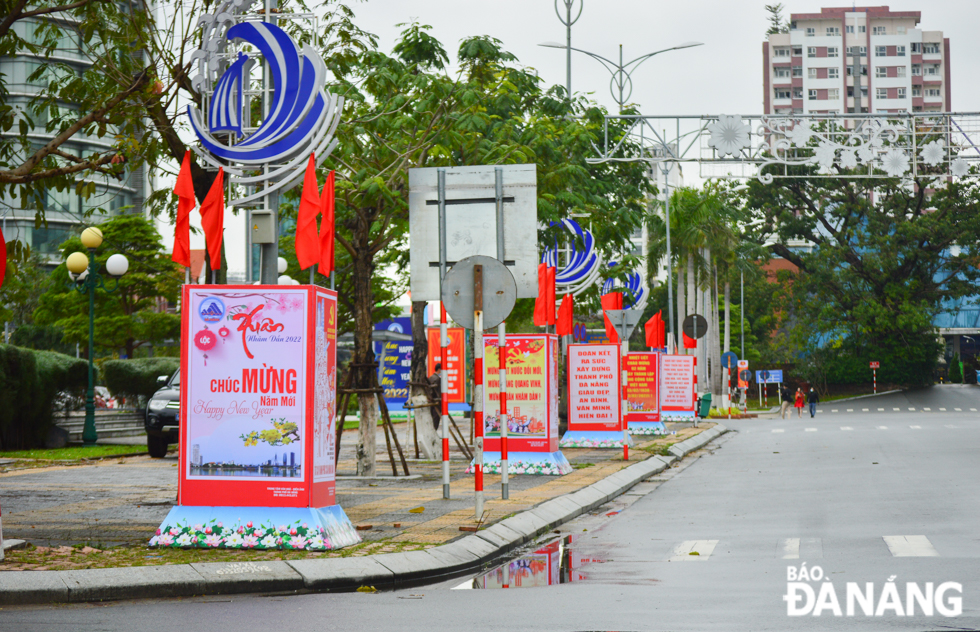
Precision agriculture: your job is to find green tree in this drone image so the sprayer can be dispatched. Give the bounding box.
[949,353,962,384]
[319,24,652,474]
[765,4,788,35]
[744,162,980,386]
[33,214,180,358]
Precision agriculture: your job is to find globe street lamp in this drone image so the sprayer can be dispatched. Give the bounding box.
[539,41,703,112]
[65,227,129,446]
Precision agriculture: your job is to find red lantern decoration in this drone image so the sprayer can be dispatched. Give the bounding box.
[194,328,217,352]
[218,326,230,338]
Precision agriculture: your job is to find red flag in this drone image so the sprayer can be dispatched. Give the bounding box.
[682,331,697,349]
[0,225,7,289]
[600,292,622,343]
[199,168,225,271]
[533,263,548,327]
[645,310,664,348]
[557,294,573,336]
[318,170,335,277]
[172,150,195,268]
[295,154,321,270]
[546,266,556,326]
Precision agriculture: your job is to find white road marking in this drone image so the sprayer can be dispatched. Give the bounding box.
[669,540,718,561]
[893,408,900,411]
[840,426,853,430]
[910,425,921,429]
[878,408,884,411]
[832,409,838,413]
[883,535,939,557]
[924,408,931,411]
[805,428,817,432]
[939,408,947,412]
[955,408,962,411]
[909,407,916,411]
[877,425,888,430]
[778,538,800,559]
[945,424,958,429]
[816,409,823,413]
[771,429,784,433]
[862,408,869,412]
[847,409,854,412]
[971,408,977,412]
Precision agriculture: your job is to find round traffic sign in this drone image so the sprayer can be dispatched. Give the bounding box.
[441,255,517,330]
[759,370,771,383]
[682,314,708,339]
[721,351,739,369]
[739,369,751,383]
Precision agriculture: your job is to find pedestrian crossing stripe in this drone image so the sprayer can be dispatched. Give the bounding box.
[772,429,784,433]
[840,426,853,430]
[910,425,921,429]
[883,535,939,557]
[668,540,718,561]
[876,425,888,430]
[805,428,817,432]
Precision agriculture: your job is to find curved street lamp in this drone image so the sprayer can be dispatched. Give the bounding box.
[539,40,703,112]
[65,227,129,446]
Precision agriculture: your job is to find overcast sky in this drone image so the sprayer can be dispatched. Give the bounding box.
[179,1,980,278]
[348,0,980,115]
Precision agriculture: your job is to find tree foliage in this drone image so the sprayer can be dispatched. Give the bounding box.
[744,165,980,386]
[33,214,181,357]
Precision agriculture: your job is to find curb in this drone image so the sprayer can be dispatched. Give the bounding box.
[823,389,902,403]
[0,425,729,605]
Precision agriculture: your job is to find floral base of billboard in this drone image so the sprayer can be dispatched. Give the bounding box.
[559,430,635,449]
[627,421,667,435]
[466,451,572,476]
[150,505,360,550]
[661,413,696,422]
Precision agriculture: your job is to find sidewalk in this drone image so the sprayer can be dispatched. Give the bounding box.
[0,421,728,604]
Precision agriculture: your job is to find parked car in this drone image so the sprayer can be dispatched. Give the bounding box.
[144,370,179,458]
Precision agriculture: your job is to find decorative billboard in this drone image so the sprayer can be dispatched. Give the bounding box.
[660,354,696,420]
[375,317,412,411]
[478,334,569,475]
[561,343,632,449]
[427,327,466,404]
[153,285,359,551]
[625,352,664,434]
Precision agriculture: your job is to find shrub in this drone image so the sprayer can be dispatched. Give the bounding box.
[102,357,180,408]
[0,345,89,450]
[949,353,962,384]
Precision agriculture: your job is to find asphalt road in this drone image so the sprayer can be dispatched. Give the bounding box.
[5,384,979,631]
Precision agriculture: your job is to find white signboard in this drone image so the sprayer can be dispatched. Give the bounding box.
[408,164,538,301]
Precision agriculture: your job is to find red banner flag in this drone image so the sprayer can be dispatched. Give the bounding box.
[546,266,556,326]
[171,150,195,268]
[533,263,548,327]
[318,170,335,277]
[199,168,225,271]
[0,225,6,289]
[557,293,573,336]
[600,292,623,343]
[682,331,697,349]
[645,310,664,348]
[295,154,321,270]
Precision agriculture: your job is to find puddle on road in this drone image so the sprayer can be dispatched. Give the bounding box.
[453,535,604,589]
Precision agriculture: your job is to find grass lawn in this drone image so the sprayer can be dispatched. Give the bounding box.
[0,444,148,461]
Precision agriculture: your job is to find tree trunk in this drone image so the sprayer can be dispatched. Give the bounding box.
[676,251,686,353]
[711,263,723,397]
[724,280,731,354]
[351,238,377,476]
[688,251,697,362]
[409,300,439,458]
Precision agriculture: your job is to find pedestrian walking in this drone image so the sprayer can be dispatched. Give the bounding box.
[807,387,819,418]
[426,363,442,431]
[780,385,792,419]
[794,388,804,418]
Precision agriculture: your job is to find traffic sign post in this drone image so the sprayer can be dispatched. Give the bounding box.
[870,361,880,394]
[720,352,738,418]
[737,360,749,413]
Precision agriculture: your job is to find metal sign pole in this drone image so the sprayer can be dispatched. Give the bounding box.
[495,167,509,500]
[438,168,450,499]
[621,329,629,461]
[473,265,485,518]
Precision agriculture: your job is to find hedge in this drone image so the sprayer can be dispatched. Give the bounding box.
[102,357,180,407]
[0,345,90,450]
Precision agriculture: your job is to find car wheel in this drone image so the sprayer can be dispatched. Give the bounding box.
[148,434,169,458]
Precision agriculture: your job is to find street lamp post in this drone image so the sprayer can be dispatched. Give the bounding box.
[65,227,129,447]
[539,40,703,112]
[553,0,583,98]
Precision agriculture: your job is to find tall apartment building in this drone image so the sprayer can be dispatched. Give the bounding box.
[0,16,146,264]
[763,6,950,116]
